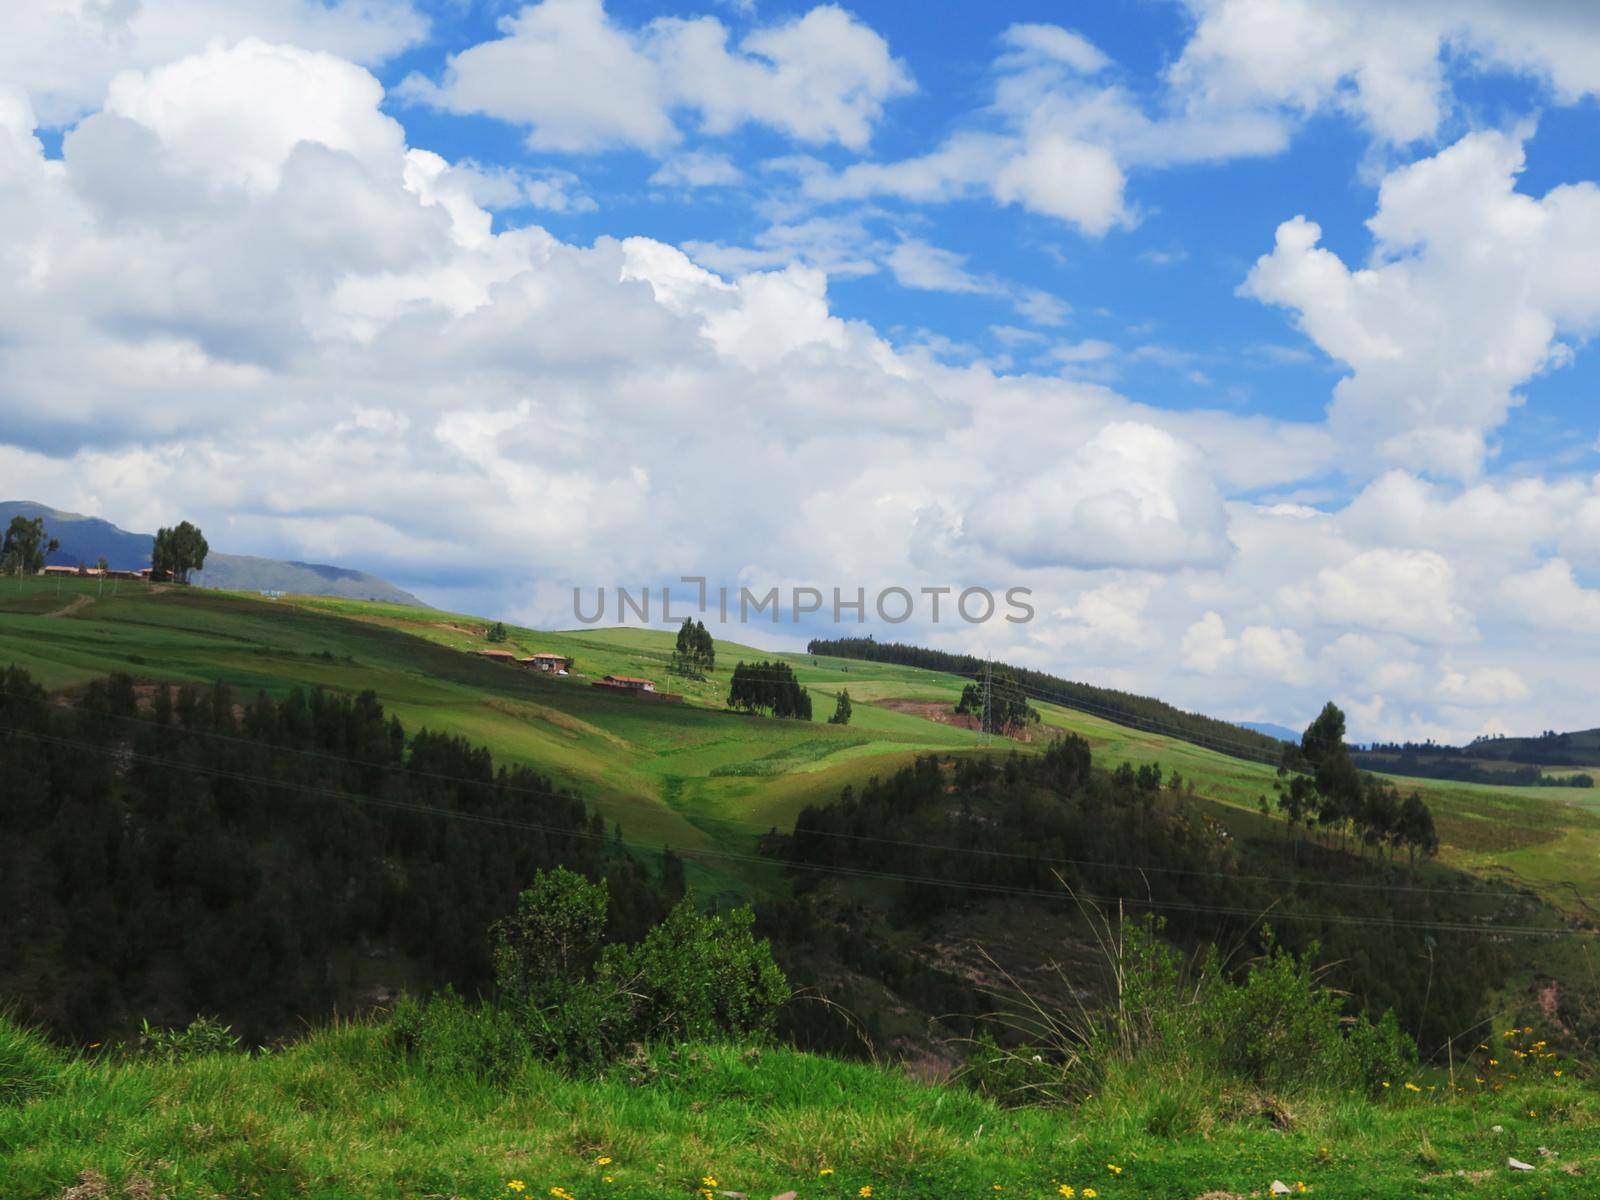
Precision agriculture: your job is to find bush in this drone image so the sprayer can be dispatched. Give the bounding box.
[490,867,608,1002]
[967,915,1418,1106]
[0,1014,63,1105]
[599,903,791,1046]
[137,1015,242,1061]
[395,870,791,1074]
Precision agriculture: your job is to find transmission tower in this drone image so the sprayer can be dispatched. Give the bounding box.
[980,660,992,747]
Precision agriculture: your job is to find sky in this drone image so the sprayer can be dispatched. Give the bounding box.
[2,0,1600,743]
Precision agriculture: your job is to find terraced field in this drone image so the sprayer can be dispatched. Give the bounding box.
[4,575,1599,917]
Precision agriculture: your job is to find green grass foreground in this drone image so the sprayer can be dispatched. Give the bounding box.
[2,1021,1596,1200]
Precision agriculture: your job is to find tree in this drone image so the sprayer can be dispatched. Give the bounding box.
[671,618,716,678]
[1359,775,1401,860]
[954,667,1039,735]
[1301,701,1347,770]
[2,516,59,576]
[486,621,508,643]
[828,689,853,726]
[1396,791,1438,876]
[727,660,811,720]
[151,521,209,584]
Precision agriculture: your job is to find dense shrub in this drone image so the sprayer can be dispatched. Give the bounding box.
[392,868,791,1074]
[600,903,790,1045]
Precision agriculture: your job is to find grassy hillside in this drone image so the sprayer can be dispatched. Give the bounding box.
[5,575,1600,922]
[3,1019,1595,1200]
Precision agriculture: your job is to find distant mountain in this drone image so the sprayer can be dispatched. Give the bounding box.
[1239,720,1302,744]
[1,501,426,607]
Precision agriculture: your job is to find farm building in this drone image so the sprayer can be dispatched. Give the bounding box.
[477,649,520,664]
[522,652,573,673]
[590,674,681,701]
[40,565,81,577]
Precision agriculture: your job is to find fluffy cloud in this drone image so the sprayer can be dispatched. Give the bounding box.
[100,38,404,191]
[1244,130,1600,478]
[1280,548,1475,642]
[1498,560,1600,635]
[1179,612,1309,683]
[965,422,1234,570]
[1170,0,1600,145]
[793,9,1303,235]
[400,0,910,153]
[0,0,425,127]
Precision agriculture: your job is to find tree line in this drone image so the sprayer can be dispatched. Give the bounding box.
[1273,703,1439,870]
[767,733,1512,1055]
[0,665,666,1042]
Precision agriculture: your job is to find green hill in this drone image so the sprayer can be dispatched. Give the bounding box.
[5,573,1600,1198]
[2,577,1596,1060]
[4,574,1599,916]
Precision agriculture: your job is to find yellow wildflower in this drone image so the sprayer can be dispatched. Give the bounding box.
[603,1177,614,1185]
[1296,1183,1308,1194]
[1083,1189,1098,1199]
[819,1168,835,1177]
[1404,1082,1421,1092]
[859,1188,874,1198]
[1555,1070,1564,1078]
[1058,1187,1076,1198]
[1106,1163,1122,1175]
[507,1183,525,1195]
[702,1178,718,1189]
[596,1157,612,1166]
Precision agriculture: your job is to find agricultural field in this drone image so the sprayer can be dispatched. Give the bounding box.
[4,575,1600,919]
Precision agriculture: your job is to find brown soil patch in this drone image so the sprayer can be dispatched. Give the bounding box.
[44,594,94,618]
[874,699,1035,741]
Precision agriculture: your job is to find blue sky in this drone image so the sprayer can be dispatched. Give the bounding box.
[372,0,1596,483]
[3,0,1600,741]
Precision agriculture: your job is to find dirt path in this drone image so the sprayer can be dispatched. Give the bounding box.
[44,594,94,618]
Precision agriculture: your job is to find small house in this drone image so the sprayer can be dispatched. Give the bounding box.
[603,674,654,692]
[523,652,573,673]
[41,565,79,577]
